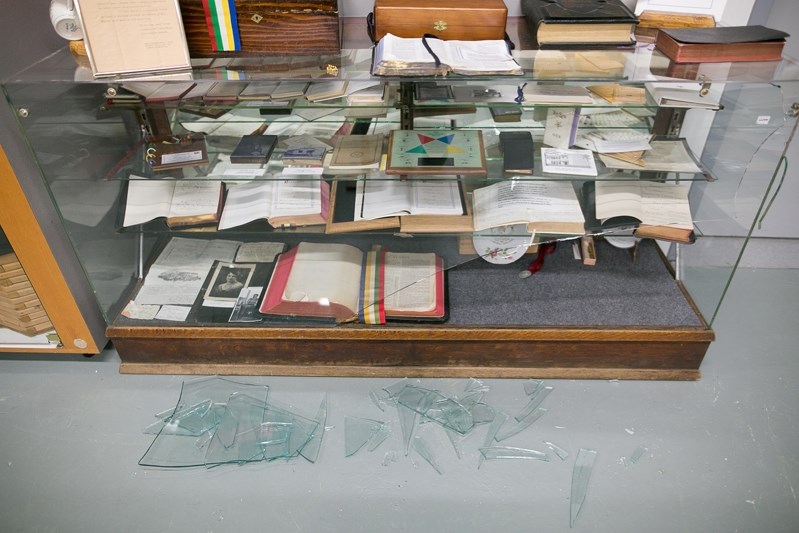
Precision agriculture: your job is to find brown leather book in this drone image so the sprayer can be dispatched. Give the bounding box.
[655,25,788,63]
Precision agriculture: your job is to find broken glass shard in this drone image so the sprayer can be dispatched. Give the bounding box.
[479,411,509,469]
[412,436,443,475]
[515,386,553,422]
[630,445,648,464]
[445,428,463,459]
[570,448,598,528]
[367,421,392,452]
[344,416,385,457]
[523,379,544,396]
[479,446,549,461]
[397,404,417,456]
[299,395,328,463]
[495,408,547,442]
[396,386,474,435]
[543,440,569,461]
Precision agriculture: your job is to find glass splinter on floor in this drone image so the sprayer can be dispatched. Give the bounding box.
[629,445,648,464]
[543,440,570,461]
[479,446,549,461]
[412,435,443,475]
[299,395,328,463]
[515,386,553,422]
[344,416,386,457]
[478,411,509,469]
[495,407,547,442]
[570,448,598,528]
[397,403,417,456]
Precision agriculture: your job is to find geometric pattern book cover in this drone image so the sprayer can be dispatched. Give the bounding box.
[386,130,487,175]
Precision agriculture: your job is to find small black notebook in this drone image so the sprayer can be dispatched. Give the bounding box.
[230,135,278,164]
[500,131,535,174]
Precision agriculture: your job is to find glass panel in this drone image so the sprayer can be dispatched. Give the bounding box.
[3,37,798,347]
[0,225,58,348]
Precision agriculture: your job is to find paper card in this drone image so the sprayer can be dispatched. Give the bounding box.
[541,148,598,176]
[544,108,580,149]
[154,305,191,322]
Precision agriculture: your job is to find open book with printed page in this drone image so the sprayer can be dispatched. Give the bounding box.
[372,33,523,77]
[258,242,446,324]
[583,180,695,244]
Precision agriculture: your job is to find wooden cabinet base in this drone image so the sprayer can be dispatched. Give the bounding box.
[110,325,712,380]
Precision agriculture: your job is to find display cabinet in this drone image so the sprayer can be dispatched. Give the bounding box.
[0,145,106,354]
[2,21,797,378]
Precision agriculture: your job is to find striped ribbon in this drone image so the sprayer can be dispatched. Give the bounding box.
[201,0,241,52]
[359,246,386,325]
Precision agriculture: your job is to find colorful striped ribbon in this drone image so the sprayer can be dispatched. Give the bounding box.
[201,0,241,52]
[359,246,386,325]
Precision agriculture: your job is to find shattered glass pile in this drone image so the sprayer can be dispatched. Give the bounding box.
[139,377,327,468]
[140,376,648,527]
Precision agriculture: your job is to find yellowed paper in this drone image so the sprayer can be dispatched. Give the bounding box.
[76,0,190,76]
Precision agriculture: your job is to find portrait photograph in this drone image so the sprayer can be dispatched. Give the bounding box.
[204,262,256,301]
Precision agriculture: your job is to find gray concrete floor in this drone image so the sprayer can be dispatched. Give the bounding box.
[0,268,797,533]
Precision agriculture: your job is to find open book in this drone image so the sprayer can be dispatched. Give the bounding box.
[218,179,329,230]
[472,180,585,234]
[259,242,445,323]
[372,33,523,77]
[122,176,223,228]
[594,181,695,243]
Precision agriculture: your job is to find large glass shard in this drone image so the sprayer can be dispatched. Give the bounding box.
[515,386,553,422]
[146,377,269,437]
[470,403,496,424]
[478,411,509,469]
[299,395,328,463]
[258,401,319,461]
[139,378,269,468]
[412,436,443,475]
[205,393,269,466]
[382,378,410,399]
[570,448,598,528]
[344,416,385,457]
[479,446,549,461]
[397,404,417,456]
[495,408,547,442]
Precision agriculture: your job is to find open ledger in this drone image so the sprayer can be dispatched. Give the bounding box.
[258,242,445,323]
[326,179,471,234]
[218,180,330,230]
[594,181,695,243]
[472,180,585,234]
[372,33,523,77]
[122,176,223,228]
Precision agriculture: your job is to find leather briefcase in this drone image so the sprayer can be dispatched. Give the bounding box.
[179,0,341,56]
[372,0,508,42]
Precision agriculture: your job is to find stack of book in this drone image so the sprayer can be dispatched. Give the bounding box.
[0,253,54,336]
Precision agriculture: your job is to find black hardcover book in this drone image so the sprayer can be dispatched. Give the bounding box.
[500,131,535,174]
[521,0,638,47]
[230,134,278,164]
[490,105,523,123]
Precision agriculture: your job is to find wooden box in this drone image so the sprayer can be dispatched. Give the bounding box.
[179,0,341,57]
[373,0,508,42]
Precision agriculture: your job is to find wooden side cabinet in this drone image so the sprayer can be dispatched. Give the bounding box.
[0,145,107,354]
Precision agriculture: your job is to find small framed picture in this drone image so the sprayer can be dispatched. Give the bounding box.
[205,263,256,302]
